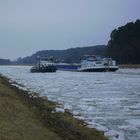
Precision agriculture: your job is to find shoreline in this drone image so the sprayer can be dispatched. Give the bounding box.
[0,75,108,140]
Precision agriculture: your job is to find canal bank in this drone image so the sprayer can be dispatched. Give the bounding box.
[119,64,140,68]
[0,75,107,140]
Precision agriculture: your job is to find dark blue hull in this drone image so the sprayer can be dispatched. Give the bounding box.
[56,64,80,71]
[55,64,119,72]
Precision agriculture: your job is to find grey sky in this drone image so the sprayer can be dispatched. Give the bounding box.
[0,0,140,60]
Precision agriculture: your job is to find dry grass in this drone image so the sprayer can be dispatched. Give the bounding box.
[0,75,108,140]
[0,77,62,140]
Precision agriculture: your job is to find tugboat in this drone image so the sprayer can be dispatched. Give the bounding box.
[77,55,119,72]
[30,56,57,73]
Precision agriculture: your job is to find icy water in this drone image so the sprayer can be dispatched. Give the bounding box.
[0,66,140,140]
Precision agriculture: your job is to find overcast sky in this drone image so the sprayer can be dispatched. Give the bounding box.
[0,0,140,60]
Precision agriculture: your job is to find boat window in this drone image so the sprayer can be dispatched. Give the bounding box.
[88,60,94,62]
[96,62,102,64]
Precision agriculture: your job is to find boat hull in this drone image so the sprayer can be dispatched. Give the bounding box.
[56,64,80,71]
[30,66,57,73]
[77,67,119,72]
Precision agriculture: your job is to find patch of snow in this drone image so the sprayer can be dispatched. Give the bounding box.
[119,125,139,131]
[55,108,65,113]
[74,115,85,121]
[126,119,140,128]
[105,130,125,140]
[88,122,109,132]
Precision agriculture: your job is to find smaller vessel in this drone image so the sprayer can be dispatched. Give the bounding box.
[30,56,57,73]
[77,55,119,72]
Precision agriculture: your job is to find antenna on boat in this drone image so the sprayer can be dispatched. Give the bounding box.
[37,56,41,68]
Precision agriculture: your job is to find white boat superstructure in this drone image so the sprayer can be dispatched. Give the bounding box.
[77,55,119,72]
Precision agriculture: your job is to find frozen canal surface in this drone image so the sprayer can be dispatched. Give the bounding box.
[0,66,140,140]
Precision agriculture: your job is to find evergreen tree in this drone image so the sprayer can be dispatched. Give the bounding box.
[106,20,140,64]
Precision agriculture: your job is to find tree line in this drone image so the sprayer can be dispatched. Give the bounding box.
[106,19,140,64]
